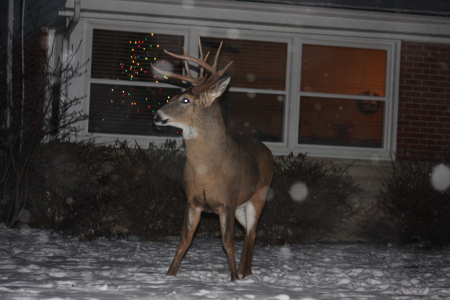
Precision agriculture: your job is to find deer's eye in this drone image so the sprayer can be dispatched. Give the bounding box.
[181,98,190,104]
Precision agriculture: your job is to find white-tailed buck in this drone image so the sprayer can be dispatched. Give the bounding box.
[152,40,274,281]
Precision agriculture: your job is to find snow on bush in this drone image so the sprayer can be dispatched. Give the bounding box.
[370,159,450,248]
[430,163,450,192]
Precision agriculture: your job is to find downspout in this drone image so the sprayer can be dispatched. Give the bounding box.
[19,0,25,153]
[3,0,14,224]
[65,0,80,38]
[63,0,80,65]
[6,0,14,129]
[61,0,80,138]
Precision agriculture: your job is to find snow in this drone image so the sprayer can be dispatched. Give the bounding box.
[289,182,308,202]
[430,164,450,192]
[1,225,450,299]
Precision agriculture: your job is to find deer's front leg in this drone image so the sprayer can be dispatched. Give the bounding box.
[167,200,202,276]
[219,205,239,281]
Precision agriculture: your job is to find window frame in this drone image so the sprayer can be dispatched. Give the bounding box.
[287,36,400,160]
[194,29,293,146]
[83,20,190,145]
[82,19,400,160]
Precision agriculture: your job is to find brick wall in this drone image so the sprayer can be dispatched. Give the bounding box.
[397,41,450,161]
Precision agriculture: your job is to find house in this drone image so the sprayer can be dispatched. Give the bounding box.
[2,1,449,188]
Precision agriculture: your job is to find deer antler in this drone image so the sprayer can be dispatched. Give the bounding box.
[151,39,233,95]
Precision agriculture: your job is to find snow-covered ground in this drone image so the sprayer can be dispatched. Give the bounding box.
[1,225,449,300]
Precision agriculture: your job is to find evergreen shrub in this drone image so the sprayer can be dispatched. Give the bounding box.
[258,153,360,245]
[368,160,450,248]
[29,143,361,244]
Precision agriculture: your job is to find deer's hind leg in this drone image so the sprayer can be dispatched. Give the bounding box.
[219,205,239,281]
[235,187,268,278]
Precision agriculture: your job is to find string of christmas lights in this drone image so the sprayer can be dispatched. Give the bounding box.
[106,33,170,120]
[89,31,184,136]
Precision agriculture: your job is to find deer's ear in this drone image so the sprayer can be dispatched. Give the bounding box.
[207,76,230,103]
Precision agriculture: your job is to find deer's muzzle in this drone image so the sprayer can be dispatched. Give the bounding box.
[154,112,168,125]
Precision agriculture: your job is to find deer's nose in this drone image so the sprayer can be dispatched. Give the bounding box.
[154,112,168,125]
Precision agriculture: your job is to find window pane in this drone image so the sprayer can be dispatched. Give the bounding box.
[91,29,184,84]
[89,83,181,136]
[221,92,284,142]
[200,37,287,90]
[299,97,383,148]
[301,45,387,96]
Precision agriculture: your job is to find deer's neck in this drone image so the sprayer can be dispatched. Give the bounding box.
[184,104,231,161]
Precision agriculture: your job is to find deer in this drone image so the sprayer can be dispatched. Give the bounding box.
[152,39,274,281]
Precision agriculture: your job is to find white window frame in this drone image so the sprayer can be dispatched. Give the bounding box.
[80,19,400,161]
[192,28,293,150]
[82,20,190,145]
[287,36,400,160]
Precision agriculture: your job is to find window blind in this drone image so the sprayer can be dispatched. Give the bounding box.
[299,44,387,148]
[221,92,284,142]
[301,44,387,96]
[89,83,181,136]
[91,29,185,83]
[200,37,287,90]
[89,30,185,136]
[299,96,383,148]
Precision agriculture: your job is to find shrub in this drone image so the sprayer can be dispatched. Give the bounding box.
[108,140,186,241]
[258,153,360,245]
[28,144,361,244]
[371,160,450,248]
[28,141,119,239]
[28,140,186,241]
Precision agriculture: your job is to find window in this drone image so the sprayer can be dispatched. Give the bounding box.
[88,31,288,142]
[89,29,185,136]
[199,37,287,142]
[86,25,397,159]
[299,44,387,148]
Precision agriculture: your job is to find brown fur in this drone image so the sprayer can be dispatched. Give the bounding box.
[154,78,274,281]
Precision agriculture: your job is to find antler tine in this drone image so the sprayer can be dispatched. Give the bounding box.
[197,39,206,81]
[182,47,194,80]
[218,60,233,77]
[211,42,222,71]
[199,51,211,79]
